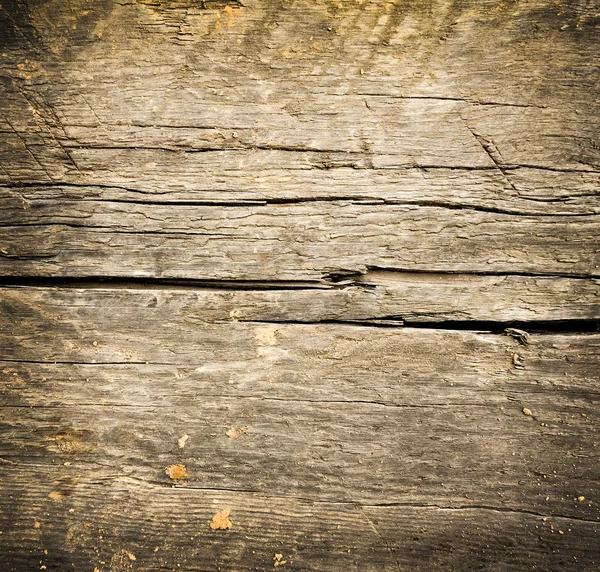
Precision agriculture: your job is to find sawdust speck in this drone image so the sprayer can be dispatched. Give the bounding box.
[210,508,232,530]
[165,464,188,481]
[226,427,247,439]
[48,491,63,502]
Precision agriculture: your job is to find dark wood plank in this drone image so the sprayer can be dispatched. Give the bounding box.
[1,476,598,572]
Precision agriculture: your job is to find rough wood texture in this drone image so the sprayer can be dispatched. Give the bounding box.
[2,193,600,279]
[2,277,600,328]
[1,0,599,570]
[1,286,599,571]
[1,287,600,571]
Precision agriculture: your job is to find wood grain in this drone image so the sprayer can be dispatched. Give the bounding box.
[1,477,599,572]
[1,0,599,569]
[1,287,599,512]
[1,199,599,279]
[1,287,599,571]
[2,277,600,329]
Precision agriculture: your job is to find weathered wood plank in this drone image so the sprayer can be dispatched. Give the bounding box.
[2,165,600,215]
[1,478,598,572]
[1,287,599,570]
[1,0,599,192]
[1,200,599,279]
[2,0,598,286]
[1,288,598,515]
[1,277,600,327]
[1,0,599,569]
[2,398,598,514]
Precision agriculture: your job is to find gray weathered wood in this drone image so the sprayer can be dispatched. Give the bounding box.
[1,287,599,571]
[1,199,599,279]
[1,0,599,569]
[1,277,600,327]
[1,288,599,513]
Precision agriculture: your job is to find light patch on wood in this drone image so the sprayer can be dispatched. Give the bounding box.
[256,346,290,361]
[165,464,188,481]
[55,432,91,454]
[255,326,279,346]
[230,309,244,322]
[226,427,247,439]
[48,491,63,502]
[178,434,189,449]
[209,508,232,530]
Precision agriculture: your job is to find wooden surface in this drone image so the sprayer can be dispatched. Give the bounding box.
[1,0,599,570]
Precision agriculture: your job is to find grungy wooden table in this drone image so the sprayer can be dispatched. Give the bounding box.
[1,0,599,570]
